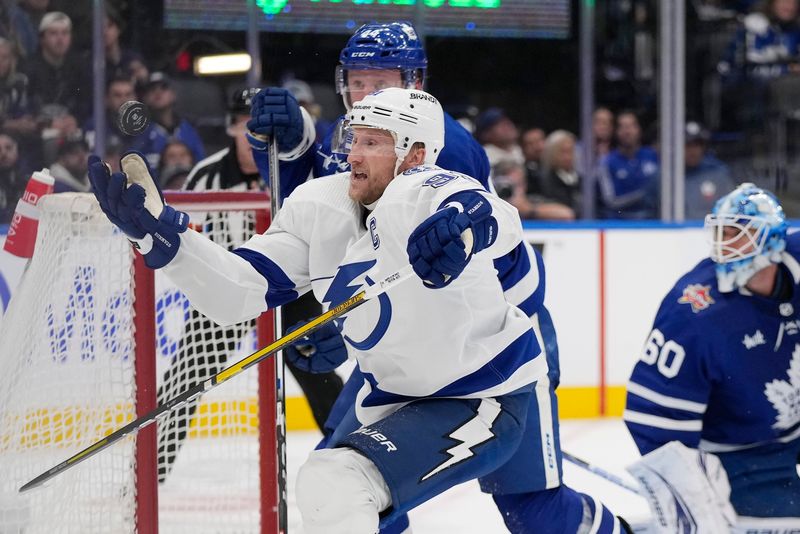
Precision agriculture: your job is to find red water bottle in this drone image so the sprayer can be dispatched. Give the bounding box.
[3,169,55,258]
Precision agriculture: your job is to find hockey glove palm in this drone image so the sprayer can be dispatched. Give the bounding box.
[284,320,348,374]
[88,152,188,269]
[407,191,498,289]
[246,87,304,153]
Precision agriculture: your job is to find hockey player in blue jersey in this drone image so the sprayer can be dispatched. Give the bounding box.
[624,183,800,531]
[88,88,624,533]
[246,21,489,192]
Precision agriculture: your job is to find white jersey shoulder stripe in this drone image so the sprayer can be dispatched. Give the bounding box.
[623,409,703,431]
[699,423,800,452]
[627,381,707,414]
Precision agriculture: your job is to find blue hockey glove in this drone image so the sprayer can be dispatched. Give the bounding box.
[407,190,497,289]
[284,320,348,374]
[88,152,188,269]
[246,87,304,153]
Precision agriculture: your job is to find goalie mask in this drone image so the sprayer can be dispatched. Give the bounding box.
[705,183,787,292]
[331,87,444,175]
[336,22,427,110]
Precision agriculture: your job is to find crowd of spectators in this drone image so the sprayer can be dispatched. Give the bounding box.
[0,0,785,225]
[470,105,734,221]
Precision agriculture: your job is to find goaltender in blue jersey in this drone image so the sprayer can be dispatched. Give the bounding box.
[87,88,625,533]
[624,183,800,531]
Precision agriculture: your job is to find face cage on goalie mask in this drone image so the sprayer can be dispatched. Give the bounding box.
[704,213,771,264]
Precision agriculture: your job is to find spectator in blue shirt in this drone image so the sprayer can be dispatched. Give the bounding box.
[597,110,660,219]
[129,72,205,175]
[683,121,735,220]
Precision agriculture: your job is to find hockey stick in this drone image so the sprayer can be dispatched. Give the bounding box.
[19,264,416,493]
[266,134,288,533]
[562,450,643,496]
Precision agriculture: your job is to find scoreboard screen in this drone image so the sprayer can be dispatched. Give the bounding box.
[164,0,571,39]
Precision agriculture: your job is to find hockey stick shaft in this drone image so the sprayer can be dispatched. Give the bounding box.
[19,264,415,493]
[562,450,642,496]
[267,135,288,533]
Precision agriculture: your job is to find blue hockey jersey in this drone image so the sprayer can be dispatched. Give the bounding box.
[625,232,800,455]
[597,147,659,220]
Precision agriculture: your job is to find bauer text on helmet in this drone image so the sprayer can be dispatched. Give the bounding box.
[704,182,787,292]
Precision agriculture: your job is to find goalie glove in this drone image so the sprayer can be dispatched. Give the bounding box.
[407,190,497,289]
[88,152,188,269]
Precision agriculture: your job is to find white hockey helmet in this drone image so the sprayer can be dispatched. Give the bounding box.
[704,182,787,292]
[331,87,445,169]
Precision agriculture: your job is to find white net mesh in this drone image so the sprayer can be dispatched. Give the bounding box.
[0,194,137,533]
[0,193,271,533]
[156,200,264,533]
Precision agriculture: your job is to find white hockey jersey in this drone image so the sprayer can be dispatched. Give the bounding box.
[164,165,546,423]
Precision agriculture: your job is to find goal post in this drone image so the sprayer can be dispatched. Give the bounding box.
[0,191,281,533]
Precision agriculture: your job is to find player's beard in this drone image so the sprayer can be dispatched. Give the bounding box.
[348,165,394,205]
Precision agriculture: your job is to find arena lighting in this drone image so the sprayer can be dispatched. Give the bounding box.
[194,52,252,75]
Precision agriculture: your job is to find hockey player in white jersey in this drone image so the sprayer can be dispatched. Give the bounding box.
[624,183,800,532]
[87,87,624,533]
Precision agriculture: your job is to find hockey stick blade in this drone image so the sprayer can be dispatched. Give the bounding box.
[19,264,416,493]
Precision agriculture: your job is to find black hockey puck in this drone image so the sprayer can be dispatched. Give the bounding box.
[117,100,150,136]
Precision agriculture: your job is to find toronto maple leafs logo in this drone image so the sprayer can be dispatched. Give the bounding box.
[677,284,715,313]
[318,149,349,173]
[764,344,800,430]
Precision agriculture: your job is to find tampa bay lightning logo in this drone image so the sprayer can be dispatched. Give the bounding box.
[323,260,392,350]
[423,173,458,188]
[369,218,380,249]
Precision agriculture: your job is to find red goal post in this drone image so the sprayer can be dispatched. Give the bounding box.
[0,190,281,534]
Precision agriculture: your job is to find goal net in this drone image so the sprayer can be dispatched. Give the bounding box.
[0,191,280,533]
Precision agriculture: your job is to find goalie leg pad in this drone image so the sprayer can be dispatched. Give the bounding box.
[627,440,737,533]
[297,447,391,534]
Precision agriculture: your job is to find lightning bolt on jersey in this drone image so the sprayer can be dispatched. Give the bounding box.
[624,232,800,455]
[163,166,545,424]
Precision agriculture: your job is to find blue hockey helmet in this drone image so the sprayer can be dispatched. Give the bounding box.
[336,22,427,109]
[704,183,787,292]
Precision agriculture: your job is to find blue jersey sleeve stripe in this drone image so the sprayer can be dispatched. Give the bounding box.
[232,247,299,308]
[493,242,532,292]
[433,331,539,398]
[359,331,540,408]
[627,381,707,413]
[623,409,703,431]
[516,293,539,317]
